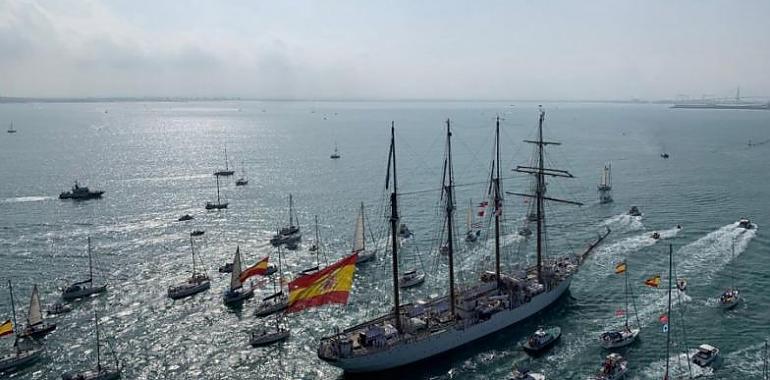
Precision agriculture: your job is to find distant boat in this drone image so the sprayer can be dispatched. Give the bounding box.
[351,202,375,264]
[235,161,248,186]
[18,285,56,340]
[61,237,107,301]
[59,182,104,201]
[0,281,43,374]
[6,122,16,133]
[177,214,194,222]
[222,246,255,306]
[330,143,341,159]
[598,163,613,204]
[627,206,641,217]
[205,175,228,210]
[661,153,670,159]
[270,194,301,246]
[214,147,235,176]
[61,311,122,380]
[46,302,72,316]
[299,215,325,277]
[190,230,205,237]
[167,236,210,300]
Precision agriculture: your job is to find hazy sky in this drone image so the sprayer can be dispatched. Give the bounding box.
[1,0,768,100]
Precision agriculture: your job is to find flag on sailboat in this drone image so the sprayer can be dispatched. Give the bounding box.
[614,262,627,274]
[287,253,357,313]
[239,257,269,282]
[615,308,625,317]
[0,319,13,338]
[644,274,661,288]
[659,314,669,324]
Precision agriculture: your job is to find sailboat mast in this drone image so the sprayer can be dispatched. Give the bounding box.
[224,148,229,171]
[289,194,294,226]
[314,215,320,266]
[387,122,402,332]
[8,280,17,333]
[445,119,457,316]
[215,175,221,205]
[535,109,545,283]
[360,202,366,251]
[494,115,502,287]
[88,237,94,283]
[624,265,630,328]
[665,244,673,379]
[95,311,101,370]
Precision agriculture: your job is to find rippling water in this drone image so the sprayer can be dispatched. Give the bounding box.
[1,101,768,379]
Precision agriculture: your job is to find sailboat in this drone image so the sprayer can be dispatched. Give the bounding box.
[717,237,742,309]
[6,122,16,133]
[254,246,288,317]
[352,202,375,264]
[62,311,121,380]
[62,238,107,301]
[317,113,610,373]
[249,313,290,347]
[598,163,613,204]
[330,143,341,159]
[300,216,325,277]
[18,285,56,339]
[599,262,640,349]
[167,236,211,300]
[214,147,235,176]
[270,194,301,246]
[235,161,248,186]
[0,281,42,374]
[223,246,255,306]
[465,199,481,242]
[205,174,228,210]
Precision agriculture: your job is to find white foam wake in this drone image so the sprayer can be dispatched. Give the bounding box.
[600,213,645,233]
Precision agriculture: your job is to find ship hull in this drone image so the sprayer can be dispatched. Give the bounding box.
[323,277,571,373]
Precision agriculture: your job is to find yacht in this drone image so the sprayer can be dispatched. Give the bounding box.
[59,182,104,200]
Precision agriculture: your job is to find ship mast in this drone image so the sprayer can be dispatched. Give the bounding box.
[8,280,17,337]
[493,116,502,287]
[190,236,197,276]
[385,122,402,331]
[510,107,581,284]
[443,119,457,316]
[95,310,102,371]
[664,244,673,379]
[88,237,94,284]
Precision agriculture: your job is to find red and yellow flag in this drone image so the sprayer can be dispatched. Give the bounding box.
[240,257,269,282]
[0,319,13,338]
[287,253,357,313]
[644,274,661,288]
[615,262,627,274]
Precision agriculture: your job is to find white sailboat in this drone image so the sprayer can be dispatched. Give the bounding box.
[223,246,255,306]
[167,237,211,300]
[352,202,375,264]
[254,246,288,317]
[599,262,640,349]
[0,281,42,374]
[19,285,56,339]
[6,122,16,134]
[62,311,121,380]
[598,163,613,203]
[62,237,107,301]
[205,175,228,210]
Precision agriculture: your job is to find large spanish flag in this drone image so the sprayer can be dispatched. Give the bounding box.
[287,253,357,313]
[0,319,13,338]
[240,257,269,282]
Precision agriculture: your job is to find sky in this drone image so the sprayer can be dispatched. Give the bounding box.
[1,0,769,100]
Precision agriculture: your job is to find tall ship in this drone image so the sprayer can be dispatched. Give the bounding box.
[597,163,612,204]
[317,111,609,372]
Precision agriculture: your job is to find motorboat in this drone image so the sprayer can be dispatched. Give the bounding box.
[190,230,205,237]
[510,367,546,380]
[398,270,425,289]
[599,327,640,349]
[627,206,641,217]
[594,353,628,380]
[651,232,661,240]
[692,344,720,368]
[59,182,104,201]
[523,326,561,355]
[718,289,741,309]
[738,218,754,229]
[177,214,194,222]
[47,302,73,316]
[398,224,413,239]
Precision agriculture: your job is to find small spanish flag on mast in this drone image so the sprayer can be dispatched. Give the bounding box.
[239,257,269,282]
[614,261,627,274]
[0,319,13,338]
[644,274,661,288]
[287,253,357,313]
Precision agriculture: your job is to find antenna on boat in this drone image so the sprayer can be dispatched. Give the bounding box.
[386,121,402,331]
[444,119,457,316]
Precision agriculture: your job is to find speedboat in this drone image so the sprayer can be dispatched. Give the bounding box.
[59,182,104,201]
[47,302,73,316]
[177,214,194,222]
[677,279,688,292]
[510,368,546,380]
[599,327,640,349]
[249,327,290,347]
[692,344,720,368]
[190,230,205,237]
[718,289,741,309]
[167,274,210,300]
[398,224,413,239]
[594,353,628,380]
[627,206,641,217]
[661,153,669,159]
[738,218,754,229]
[523,326,561,355]
[398,270,425,289]
[0,346,42,374]
[235,178,248,186]
[651,232,661,240]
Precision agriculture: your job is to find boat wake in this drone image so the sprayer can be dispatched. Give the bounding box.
[1,195,54,204]
[637,349,714,379]
[600,213,644,233]
[586,226,683,270]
